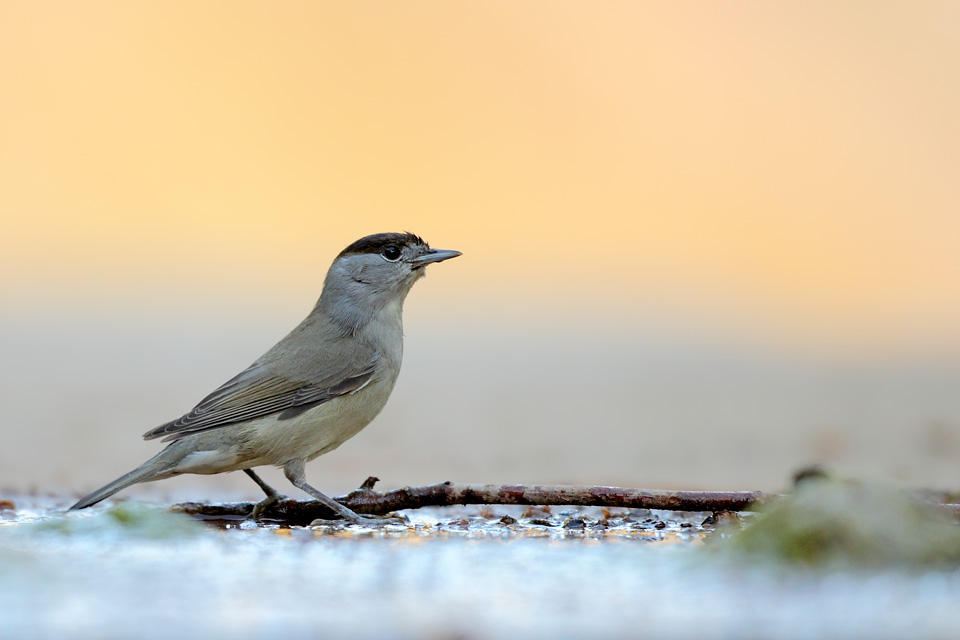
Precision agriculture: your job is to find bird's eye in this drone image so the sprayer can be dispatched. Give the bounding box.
[381,246,402,262]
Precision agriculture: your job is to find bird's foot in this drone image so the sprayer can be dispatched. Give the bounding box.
[309,512,407,527]
[354,512,406,525]
[248,494,286,520]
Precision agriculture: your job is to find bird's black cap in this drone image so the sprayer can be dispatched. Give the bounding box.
[337,232,427,259]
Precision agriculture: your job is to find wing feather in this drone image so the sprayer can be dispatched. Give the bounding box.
[143,358,379,442]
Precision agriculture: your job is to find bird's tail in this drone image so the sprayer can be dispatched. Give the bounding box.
[69,453,174,510]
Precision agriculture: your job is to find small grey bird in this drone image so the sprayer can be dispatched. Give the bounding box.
[71,232,461,522]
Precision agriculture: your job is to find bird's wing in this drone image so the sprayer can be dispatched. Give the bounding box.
[142,358,379,443]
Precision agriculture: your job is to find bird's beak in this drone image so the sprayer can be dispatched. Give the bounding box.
[411,249,462,266]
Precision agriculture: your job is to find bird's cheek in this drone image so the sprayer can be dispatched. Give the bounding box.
[352,264,375,285]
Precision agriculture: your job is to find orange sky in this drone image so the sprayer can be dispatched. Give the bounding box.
[1,2,958,355]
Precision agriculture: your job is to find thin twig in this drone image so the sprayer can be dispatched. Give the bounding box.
[173,479,776,526]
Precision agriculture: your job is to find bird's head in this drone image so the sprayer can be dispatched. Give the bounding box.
[319,232,461,326]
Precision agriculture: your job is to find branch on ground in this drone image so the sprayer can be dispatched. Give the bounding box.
[173,479,776,526]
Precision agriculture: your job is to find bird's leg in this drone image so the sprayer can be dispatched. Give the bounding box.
[244,468,284,520]
[283,460,403,525]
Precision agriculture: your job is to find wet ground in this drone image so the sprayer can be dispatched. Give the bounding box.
[4,494,960,639]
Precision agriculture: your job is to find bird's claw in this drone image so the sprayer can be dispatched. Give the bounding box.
[309,513,407,527]
[248,494,286,520]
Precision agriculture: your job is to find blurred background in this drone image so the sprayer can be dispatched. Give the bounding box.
[1,2,958,501]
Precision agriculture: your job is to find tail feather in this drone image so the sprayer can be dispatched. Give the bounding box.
[70,459,170,510]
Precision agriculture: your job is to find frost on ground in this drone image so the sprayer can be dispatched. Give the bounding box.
[3,491,960,639]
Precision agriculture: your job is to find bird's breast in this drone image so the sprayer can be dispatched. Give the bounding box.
[230,303,407,468]
[239,358,402,467]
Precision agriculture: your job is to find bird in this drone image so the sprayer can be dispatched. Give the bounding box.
[70,232,461,523]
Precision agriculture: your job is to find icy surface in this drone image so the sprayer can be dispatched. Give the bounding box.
[2,496,960,639]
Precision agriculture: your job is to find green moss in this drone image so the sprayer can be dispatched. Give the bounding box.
[10,503,205,540]
[723,478,960,569]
